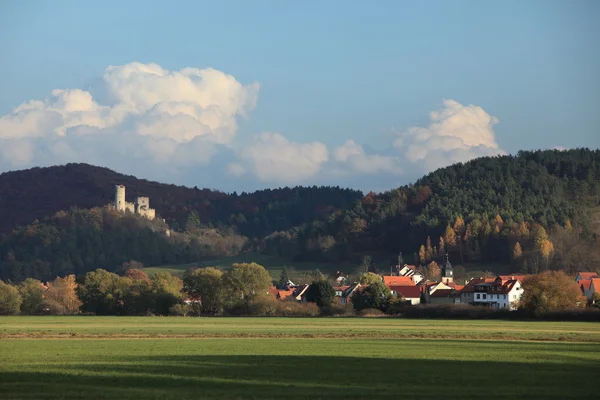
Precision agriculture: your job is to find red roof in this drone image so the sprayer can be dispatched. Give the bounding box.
[578,272,599,280]
[277,290,295,300]
[580,280,592,290]
[268,286,278,296]
[390,285,421,299]
[590,278,600,289]
[383,276,415,287]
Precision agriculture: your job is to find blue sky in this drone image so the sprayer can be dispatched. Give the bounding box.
[0,0,598,192]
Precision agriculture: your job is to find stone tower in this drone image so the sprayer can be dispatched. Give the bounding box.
[115,185,126,211]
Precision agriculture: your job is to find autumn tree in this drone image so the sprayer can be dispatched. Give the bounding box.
[444,225,457,249]
[18,278,45,315]
[519,271,586,314]
[438,237,445,261]
[424,261,441,282]
[0,280,22,315]
[418,245,426,266]
[183,267,224,315]
[44,275,82,315]
[425,236,434,261]
[512,242,523,260]
[539,239,555,270]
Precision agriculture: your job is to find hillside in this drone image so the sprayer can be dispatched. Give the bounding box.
[0,163,362,237]
[264,149,600,274]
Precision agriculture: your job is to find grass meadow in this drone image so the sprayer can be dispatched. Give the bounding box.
[1,317,598,399]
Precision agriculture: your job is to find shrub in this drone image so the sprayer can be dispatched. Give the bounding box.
[357,308,385,317]
[169,303,193,316]
[248,296,280,316]
[321,298,355,316]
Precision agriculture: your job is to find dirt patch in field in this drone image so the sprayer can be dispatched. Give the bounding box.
[1,331,598,342]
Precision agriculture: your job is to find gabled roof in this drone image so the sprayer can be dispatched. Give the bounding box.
[578,272,599,280]
[383,276,415,287]
[580,280,592,290]
[430,288,456,298]
[590,278,600,290]
[390,285,422,299]
[268,286,279,296]
[277,290,295,300]
[461,277,495,292]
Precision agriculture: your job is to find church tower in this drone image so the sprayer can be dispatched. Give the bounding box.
[441,253,454,284]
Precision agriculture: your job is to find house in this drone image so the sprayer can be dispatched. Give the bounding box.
[459,277,496,305]
[331,271,348,285]
[471,276,524,310]
[382,275,416,287]
[390,285,421,305]
[576,271,599,284]
[580,279,594,301]
[397,264,425,284]
[428,288,459,305]
[334,283,362,304]
[291,284,310,302]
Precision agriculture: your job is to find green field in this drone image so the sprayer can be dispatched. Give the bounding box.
[1,317,598,399]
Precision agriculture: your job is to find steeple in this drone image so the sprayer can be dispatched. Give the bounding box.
[442,253,453,283]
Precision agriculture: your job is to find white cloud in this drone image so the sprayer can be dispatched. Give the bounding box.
[394,99,505,171]
[0,65,508,192]
[333,140,401,175]
[0,62,259,170]
[238,132,329,184]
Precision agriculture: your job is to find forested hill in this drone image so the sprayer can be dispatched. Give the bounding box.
[268,149,600,274]
[0,163,362,237]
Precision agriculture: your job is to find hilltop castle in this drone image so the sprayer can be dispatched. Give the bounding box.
[113,184,156,220]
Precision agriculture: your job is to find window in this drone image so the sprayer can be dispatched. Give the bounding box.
[483,294,487,300]
[504,295,506,299]
[476,294,480,299]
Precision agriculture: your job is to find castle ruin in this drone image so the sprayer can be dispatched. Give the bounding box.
[114,184,156,220]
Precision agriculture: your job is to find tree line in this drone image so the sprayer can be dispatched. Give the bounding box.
[258,149,600,272]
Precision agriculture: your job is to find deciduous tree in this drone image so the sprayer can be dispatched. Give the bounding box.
[519,271,586,313]
[0,280,21,315]
[359,272,382,285]
[183,267,224,315]
[222,263,272,311]
[44,275,82,315]
[18,278,45,315]
[424,261,441,282]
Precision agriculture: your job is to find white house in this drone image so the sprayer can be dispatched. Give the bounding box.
[472,277,523,310]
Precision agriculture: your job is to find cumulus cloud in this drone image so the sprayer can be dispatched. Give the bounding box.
[0,62,259,172]
[393,99,505,171]
[0,64,507,192]
[236,132,329,184]
[333,140,401,175]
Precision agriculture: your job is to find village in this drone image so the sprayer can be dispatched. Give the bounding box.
[265,257,600,311]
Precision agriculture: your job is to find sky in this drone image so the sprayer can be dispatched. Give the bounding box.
[0,0,599,193]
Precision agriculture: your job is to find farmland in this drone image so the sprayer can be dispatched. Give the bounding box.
[0,317,599,399]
